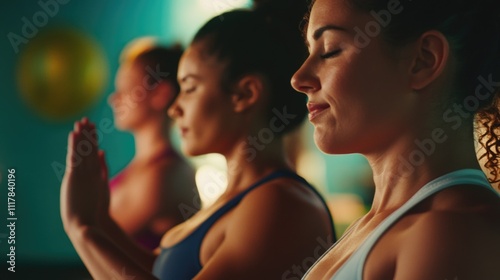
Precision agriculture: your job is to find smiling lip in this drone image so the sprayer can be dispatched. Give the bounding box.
[179,127,188,136]
[307,102,330,121]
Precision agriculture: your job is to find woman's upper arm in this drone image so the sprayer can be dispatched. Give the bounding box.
[194,182,332,280]
[394,212,500,280]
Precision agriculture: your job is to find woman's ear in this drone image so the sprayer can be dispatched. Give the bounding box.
[150,81,176,111]
[232,74,264,113]
[409,30,450,91]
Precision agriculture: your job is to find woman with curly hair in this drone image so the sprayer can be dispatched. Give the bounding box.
[292,0,500,279]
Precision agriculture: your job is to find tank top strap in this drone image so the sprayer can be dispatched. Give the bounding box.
[277,170,337,240]
[330,169,496,280]
[195,169,300,235]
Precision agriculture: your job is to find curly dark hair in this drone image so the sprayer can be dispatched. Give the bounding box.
[477,94,500,184]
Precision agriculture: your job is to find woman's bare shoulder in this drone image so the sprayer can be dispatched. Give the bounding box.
[240,176,329,214]
[390,185,500,279]
[229,176,333,236]
[401,184,500,245]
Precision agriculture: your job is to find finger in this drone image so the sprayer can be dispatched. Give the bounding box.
[82,118,95,137]
[66,131,75,167]
[98,150,109,181]
[81,119,96,141]
[80,118,98,146]
[85,123,99,159]
[74,120,81,133]
[72,124,96,174]
[81,117,91,132]
[89,122,98,145]
[66,130,84,172]
[77,118,96,155]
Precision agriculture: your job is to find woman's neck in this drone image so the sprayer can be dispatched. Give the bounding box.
[365,125,482,216]
[222,137,291,196]
[132,118,173,163]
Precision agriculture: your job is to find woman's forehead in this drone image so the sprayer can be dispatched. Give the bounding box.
[307,0,364,36]
[178,42,226,81]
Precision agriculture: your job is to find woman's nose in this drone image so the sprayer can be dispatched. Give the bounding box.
[167,98,182,119]
[291,60,320,95]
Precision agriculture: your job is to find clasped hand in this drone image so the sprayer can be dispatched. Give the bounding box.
[60,118,110,231]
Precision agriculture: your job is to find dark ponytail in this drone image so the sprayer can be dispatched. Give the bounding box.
[192,2,309,136]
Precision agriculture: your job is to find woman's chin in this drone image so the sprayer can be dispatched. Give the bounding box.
[113,121,130,132]
[314,131,334,154]
[314,133,346,155]
[112,121,125,131]
[316,143,337,155]
[180,145,203,157]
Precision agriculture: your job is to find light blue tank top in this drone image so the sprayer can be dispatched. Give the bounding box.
[303,169,498,280]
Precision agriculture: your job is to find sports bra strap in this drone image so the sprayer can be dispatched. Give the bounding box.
[196,169,317,237]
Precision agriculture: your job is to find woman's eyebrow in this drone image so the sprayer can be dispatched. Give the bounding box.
[179,74,201,83]
[314,24,348,40]
[306,24,349,47]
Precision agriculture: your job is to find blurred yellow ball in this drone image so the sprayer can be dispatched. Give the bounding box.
[17,27,108,121]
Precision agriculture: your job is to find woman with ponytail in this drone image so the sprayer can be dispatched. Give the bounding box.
[292,0,500,279]
[59,5,336,280]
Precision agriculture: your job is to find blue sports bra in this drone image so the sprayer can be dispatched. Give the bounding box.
[302,169,499,280]
[152,169,335,279]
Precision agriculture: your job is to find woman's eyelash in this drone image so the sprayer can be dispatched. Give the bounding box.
[320,49,342,59]
[183,87,196,93]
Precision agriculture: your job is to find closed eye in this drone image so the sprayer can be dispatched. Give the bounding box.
[182,87,196,94]
[320,49,342,59]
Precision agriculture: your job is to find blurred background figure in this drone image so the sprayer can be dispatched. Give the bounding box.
[107,38,199,251]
